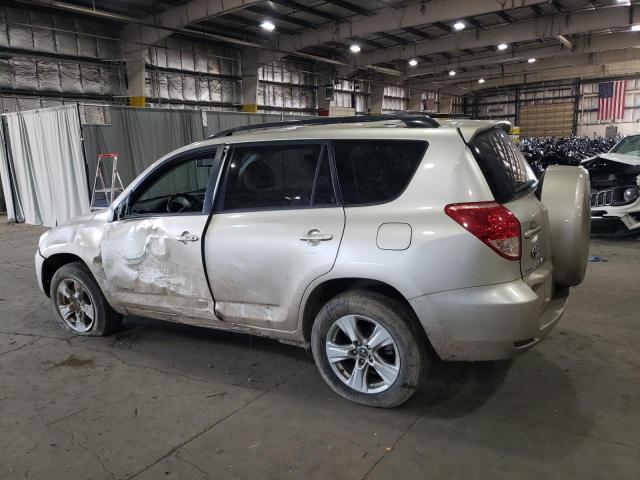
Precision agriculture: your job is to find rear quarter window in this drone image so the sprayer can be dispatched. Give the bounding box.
[469,128,535,203]
[333,140,427,206]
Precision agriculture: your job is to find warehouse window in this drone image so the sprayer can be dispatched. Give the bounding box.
[219,143,335,211]
[333,140,427,206]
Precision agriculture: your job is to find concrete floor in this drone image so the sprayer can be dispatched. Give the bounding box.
[0,217,638,480]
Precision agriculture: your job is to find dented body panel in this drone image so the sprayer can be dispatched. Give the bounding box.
[101,215,213,320]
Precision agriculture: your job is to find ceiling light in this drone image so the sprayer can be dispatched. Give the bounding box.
[528,57,536,63]
[260,20,275,32]
[497,43,509,50]
[453,21,466,31]
[408,59,418,66]
[632,24,640,31]
[449,70,456,76]
[478,78,485,84]
[350,44,361,53]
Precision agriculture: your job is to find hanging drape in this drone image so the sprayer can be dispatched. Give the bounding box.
[0,120,21,221]
[3,105,89,227]
[82,107,205,189]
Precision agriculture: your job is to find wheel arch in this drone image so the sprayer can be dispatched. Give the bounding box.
[300,277,428,345]
[41,253,91,298]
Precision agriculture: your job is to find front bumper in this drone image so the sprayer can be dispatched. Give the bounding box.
[410,279,570,361]
[591,210,640,235]
[35,250,46,295]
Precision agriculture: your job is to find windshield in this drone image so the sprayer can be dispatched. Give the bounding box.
[611,135,640,156]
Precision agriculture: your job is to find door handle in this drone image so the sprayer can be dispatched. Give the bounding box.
[523,225,542,239]
[299,229,333,244]
[175,232,199,244]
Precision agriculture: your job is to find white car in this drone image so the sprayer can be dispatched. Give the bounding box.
[35,114,591,407]
[581,134,640,235]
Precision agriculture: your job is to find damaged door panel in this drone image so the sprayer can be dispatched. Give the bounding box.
[205,141,345,332]
[102,216,214,319]
[101,150,219,320]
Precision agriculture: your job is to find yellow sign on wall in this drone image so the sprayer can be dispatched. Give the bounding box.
[129,96,145,107]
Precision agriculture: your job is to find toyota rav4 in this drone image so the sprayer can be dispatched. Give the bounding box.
[35,114,591,407]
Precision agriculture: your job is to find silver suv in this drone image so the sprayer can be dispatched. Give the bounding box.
[35,114,591,407]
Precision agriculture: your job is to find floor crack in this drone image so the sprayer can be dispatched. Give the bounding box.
[125,364,312,480]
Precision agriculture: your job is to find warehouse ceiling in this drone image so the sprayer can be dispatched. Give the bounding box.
[13,0,640,94]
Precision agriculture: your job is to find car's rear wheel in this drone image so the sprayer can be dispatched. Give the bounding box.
[50,262,122,336]
[311,290,428,408]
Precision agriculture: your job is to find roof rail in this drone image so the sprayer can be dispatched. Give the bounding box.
[207,113,439,139]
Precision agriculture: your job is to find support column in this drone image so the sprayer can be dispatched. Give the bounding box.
[125,49,146,107]
[241,50,260,113]
[122,25,146,107]
[369,84,385,114]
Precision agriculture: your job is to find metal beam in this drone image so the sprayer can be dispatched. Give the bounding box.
[408,50,640,95]
[324,0,371,17]
[355,5,640,67]
[406,32,640,78]
[271,0,342,22]
[247,5,317,29]
[268,0,548,58]
[122,0,264,45]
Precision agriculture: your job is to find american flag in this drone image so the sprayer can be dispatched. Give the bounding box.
[598,80,627,120]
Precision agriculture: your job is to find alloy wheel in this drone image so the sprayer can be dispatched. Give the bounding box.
[326,315,400,394]
[56,278,95,333]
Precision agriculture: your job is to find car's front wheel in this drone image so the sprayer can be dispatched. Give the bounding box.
[50,262,122,336]
[311,290,428,408]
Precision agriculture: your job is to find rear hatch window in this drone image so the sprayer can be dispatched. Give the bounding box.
[469,128,536,203]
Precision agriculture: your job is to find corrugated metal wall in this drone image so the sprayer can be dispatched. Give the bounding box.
[0,4,413,116]
[0,6,126,112]
[466,77,640,136]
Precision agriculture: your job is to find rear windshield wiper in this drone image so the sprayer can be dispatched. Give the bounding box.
[514,179,537,193]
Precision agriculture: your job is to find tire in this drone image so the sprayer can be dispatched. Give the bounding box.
[49,262,122,336]
[540,165,591,287]
[311,290,428,408]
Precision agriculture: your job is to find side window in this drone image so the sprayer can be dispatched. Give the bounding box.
[128,154,215,216]
[220,143,334,211]
[333,140,427,206]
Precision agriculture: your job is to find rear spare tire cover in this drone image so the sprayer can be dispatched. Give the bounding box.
[540,165,591,287]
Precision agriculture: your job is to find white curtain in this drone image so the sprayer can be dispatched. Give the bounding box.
[3,105,90,227]
[0,122,21,222]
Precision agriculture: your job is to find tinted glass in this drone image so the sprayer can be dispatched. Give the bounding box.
[221,143,324,211]
[129,156,213,215]
[333,140,427,205]
[470,128,535,203]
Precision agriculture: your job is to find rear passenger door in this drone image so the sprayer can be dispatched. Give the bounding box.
[204,141,344,331]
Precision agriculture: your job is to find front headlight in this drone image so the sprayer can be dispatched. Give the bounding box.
[623,187,639,203]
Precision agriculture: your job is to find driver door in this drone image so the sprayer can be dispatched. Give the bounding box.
[101,148,218,321]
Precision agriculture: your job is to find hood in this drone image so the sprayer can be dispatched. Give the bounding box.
[58,208,112,227]
[581,152,640,167]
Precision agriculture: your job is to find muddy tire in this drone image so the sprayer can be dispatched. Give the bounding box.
[540,165,591,287]
[50,262,122,336]
[311,290,428,408]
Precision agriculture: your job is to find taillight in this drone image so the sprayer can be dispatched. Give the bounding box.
[445,202,521,260]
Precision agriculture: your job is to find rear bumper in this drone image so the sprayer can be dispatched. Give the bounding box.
[410,279,570,361]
